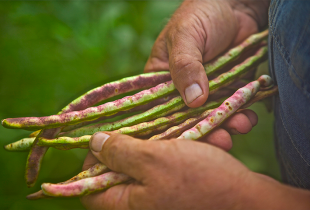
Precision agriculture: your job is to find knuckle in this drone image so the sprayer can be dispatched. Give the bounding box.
[145,57,169,72]
[166,13,206,44]
[134,141,164,166]
[170,57,203,83]
[137,142,157,162]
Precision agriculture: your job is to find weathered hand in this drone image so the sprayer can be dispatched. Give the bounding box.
[81,137,250,210]
[80,109,258,210]
[144,0,267,107]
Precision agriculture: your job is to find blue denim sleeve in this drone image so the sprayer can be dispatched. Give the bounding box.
[269,0,310,189]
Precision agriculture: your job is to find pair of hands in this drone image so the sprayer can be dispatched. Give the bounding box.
[81,0,271,209]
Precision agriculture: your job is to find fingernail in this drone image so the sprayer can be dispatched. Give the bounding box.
[231,129,242,135]
[185,83,203,104]
[90,132,110,152]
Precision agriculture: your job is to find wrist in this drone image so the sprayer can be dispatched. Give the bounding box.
[236,172,310,210]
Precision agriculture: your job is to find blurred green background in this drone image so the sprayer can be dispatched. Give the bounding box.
[0,1,280,209]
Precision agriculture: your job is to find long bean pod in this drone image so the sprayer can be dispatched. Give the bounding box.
[41,172,130,197]
[26,129,60,187]
[205,29,268,75]
[27,163,109,200]
[149,109,214,140]
[61,93,178,133]
[178,75,272,140]
[61,72,172,113]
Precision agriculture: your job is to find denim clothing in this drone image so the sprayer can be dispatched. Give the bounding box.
[269,0,310,188]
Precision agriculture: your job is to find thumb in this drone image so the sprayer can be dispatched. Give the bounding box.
[166,30,209,108]
[89,132,153,181]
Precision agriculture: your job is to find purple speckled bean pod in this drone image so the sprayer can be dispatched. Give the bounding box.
[41,172,130,197]
[61,71,171,113]
[205,29,268,75]
[177,75,273,140]
[27,163,109,200]
[208,46,268,94]
[2,81,176,130]
[149,109,214,140]
[28,94,178,137]
[61,93,178,133]
[37,136,91,150]
[25,128,61,187]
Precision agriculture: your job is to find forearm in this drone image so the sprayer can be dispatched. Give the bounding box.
[238,172,310,210]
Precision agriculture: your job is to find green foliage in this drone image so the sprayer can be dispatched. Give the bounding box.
[0,1,279,209]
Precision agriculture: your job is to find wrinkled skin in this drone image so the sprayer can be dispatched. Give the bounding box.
[144,0,265,107]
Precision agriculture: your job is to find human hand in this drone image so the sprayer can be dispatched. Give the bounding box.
[144,0,269,107]
[80,107,310,210]
[80,109,258,210]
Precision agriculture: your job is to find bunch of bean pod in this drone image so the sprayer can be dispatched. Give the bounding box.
[2,30,278,199]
